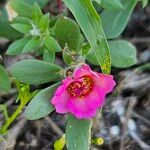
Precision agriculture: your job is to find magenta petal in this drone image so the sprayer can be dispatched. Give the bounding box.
[51,91,70,114]
[71,109,97,119]
[68,98,97,119]
[86,87,105,109]
[54,77,73,96]
[73,64,98,79]
[95,73,116,94]
[51,63,116,119]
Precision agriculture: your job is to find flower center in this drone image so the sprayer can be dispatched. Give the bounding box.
[67,77,93,97]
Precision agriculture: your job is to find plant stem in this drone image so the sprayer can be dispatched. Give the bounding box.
[0,99,29,134]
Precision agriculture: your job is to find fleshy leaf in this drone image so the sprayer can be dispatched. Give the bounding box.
[62,51,76,65]
[0,22,22,40]
[101,0,137,39]
[109,40,137,68]
[43,48,55,63]
[23,37,40,53]
[24,83,59,120]
[12,16,32,25]
[11,23,32,34]
[54,16,81,51]
[32,2,43,23]
[87,40,137,68]
[44,35,62,52]
[39,13,50,31]
[66,115,92,150]
[9,59,63,85]
[6,37,31,55]
[10,0,32,18]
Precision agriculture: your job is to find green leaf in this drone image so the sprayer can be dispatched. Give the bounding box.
[43,48,55,63]
[0,22,22,40]
[35,0,49,8]
[9,59,63,85]
[101,0,124,10]
[24,83,59,120]
[87,40,137,68]
[80,43,91,57]
[12,16,32,25]
[101,0,137,39]
[54,17,81,51]
[32,2,43,23]
[141,0,148,8]
[109,40,137,68]
[62,51,75,65]
[44,35,62,52]
[0,8,8,22]
[23,37,40,53]
[0,65,11,92]
[93,0,101,5]
[39,13,50,31]
[10,0,32,18]
[11,23,32,34]
[62,44,76,65]
[63,0,111,74]
[6,37,31,55]
[24,0,49,8]
[66,115,91,150]
[86,52,99,66]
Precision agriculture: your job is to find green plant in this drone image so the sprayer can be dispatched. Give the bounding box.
[0,0,148,149]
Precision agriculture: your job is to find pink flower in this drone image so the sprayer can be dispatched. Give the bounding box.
[51,64,116,119]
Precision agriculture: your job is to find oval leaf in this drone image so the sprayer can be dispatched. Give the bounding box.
[24,83,59,120]
[87,40,137,68]
[12,16,32,25]
[39,13,50,31]
[11,23,32,34]
[44,35,61,52]
[101,0,137,39]
[9,59,63,85]
[62,51,75,65]
[54,16,81,51]
[0,22,22,40]
[109,40,137,68]
[6,37,31,55]
[43,48,55,63]
[32,2,43,23]
[23,37,40,53]
[10,0,32,18]
[66,115,92,150]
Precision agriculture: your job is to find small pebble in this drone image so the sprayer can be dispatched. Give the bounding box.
[110,126,120,137]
